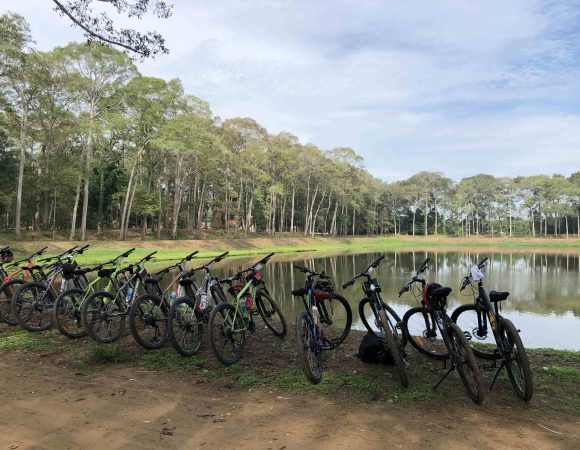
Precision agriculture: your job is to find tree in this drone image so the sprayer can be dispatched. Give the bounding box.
[51,0,173,58]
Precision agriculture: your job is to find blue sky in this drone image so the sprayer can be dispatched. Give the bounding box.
[3,0,580,181]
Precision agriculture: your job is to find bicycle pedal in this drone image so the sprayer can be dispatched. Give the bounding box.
[463,331,472,341]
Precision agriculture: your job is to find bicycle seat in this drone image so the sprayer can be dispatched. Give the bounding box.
[74,267,92,276]
[489,291,509,302]
[98,268,115,278]
[431,286,452,299]
[292,287,308,297]
[62,263,78,280]
[144,276,161,285]
[179,278,194,287]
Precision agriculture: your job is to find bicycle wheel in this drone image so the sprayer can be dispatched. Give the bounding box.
[53,288,87,338]
[317,293,352,350]
[378,308,409,388]
[448,323,484,404]
[82,291,126,343]
[498,318,533,402]
[209,302,247,365]
[403,307,448,360]
[255,289,287,337]
[210,283,227,306]
[12,282,54,332]
[168,297,203,357]
[358,298,406,345]
[129,294,169,350]
[295,310,323,384]
[0,279,24,326]
[451,304,496,359]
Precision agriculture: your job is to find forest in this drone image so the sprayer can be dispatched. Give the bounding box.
[1,12,580,241]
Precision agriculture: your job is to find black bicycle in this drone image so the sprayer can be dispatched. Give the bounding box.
[452,256,533,401]
[342,254,408,388]
[401,258,484,404]
[293,265,352,383]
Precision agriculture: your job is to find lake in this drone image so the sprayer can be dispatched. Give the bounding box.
[207,250,580,351]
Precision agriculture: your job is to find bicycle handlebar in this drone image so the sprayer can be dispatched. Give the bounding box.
[137,251,157,264]
[417,258,430,274]
[477,256,488,269]
[341,254,386,289]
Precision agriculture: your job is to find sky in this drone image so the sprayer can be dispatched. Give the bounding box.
[3,0,580,181]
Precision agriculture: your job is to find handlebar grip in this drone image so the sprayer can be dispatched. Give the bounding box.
[478,256,488,269]
[186,250,199,261]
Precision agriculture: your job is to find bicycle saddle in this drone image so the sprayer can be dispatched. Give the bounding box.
[489,291,509,302]
[179,278,194,287]
[98,268,115,278]
[292,287,308,297]
[144,276,162,285]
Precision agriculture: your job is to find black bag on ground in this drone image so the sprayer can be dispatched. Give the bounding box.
[357,332,394,365]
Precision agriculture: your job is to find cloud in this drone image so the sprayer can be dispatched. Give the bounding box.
[3,0,580,180]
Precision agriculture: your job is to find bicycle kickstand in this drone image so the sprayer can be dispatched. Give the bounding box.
[433,365,454,391]
[490,360,506,391]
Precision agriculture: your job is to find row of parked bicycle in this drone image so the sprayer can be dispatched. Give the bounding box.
[0,245,533,405]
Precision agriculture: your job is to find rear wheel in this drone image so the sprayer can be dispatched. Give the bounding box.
[12,282,55,332]
[451,304,496,359]
[448,323,484,404]
[378,309,409,388]
[0,279,24,326]
[316,293,352,350]
[168,297,203,357]
[209,302,247,365]
[53,288,86,338]
[255,290,287,337]
[295,310,323,384]
[498,318,533,402]
[403,307,448,360]
[82,291,126,343]
[129,294,169,350]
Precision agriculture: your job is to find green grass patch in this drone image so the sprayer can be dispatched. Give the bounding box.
[0,330,60,351]
[201,364,242,379]
[138,349,202,372]
[234,372,263,389]
[390,385,444,404]
[528,348,580,362]
[86,343,130,364]
[542,366,580,382]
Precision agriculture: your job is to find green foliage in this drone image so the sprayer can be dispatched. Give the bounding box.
[0,330,60,351]
[138,348,202,372]
[87,343,131,364]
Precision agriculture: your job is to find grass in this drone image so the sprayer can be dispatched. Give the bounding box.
[86,343,131,364]
[138,348,203,372]
[3,235,580,266]
[0,329,61,351]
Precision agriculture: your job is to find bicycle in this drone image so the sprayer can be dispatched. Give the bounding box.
[128,251,199,350]
[0,247,48,325]
[342,254,409,388]
[12,245,90,332]
[81,251,157,343]
[292,264,352,384]
[451,256,533,401]
[167,252,230,356]
[53,249,136,338]
[209,253,287,365]
[401,258,484,404]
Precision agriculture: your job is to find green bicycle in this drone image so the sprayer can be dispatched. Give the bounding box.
[208,253,287,365]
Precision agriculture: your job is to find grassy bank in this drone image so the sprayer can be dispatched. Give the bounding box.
[2,235,580,263]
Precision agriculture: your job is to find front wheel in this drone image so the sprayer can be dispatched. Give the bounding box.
[378,309,409,388]
[12,282,55,332]
[168,297,203,357]
[129,294,169,350]
[82,291,126,343]
[0,279,25,326]
[451,304,496,359]
[317,293,352,350]
[403,307,448,360]
[53,288,87,338]
[209,302,247,365]
[359,298,406,345]
[448,323,484,404]
[498,318,533,402]
[255,290,287,337]
[295,310,323,384]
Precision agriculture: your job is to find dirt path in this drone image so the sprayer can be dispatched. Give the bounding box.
[1,355,578,450]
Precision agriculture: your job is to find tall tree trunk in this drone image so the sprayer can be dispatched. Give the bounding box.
[15,105,28,241]
[123,177,138,240]
[412,203,416,236]
[434,200,438,235]
[290,186,295,233]
[69,169,83,240]
[352,205,356,236]
[80,118,94,242]
[195,181,206,239]
[424,198,428,236]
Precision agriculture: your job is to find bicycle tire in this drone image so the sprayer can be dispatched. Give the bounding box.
[403,307,448,360]
[0,279,25,326]
[379,309,409,388]
[295,310,323,384]
[451,304,496,360]
[316,293,352,350]
[53,288,87,338]
[498,318,534,402]
[82,290,126,343]
[255,289,287,337]
[129,294,169,350]
[448,322,484,404]
[208,302,247,365]
[358,297,406,345]
[12,282,54,332]
[168,297,203,357]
